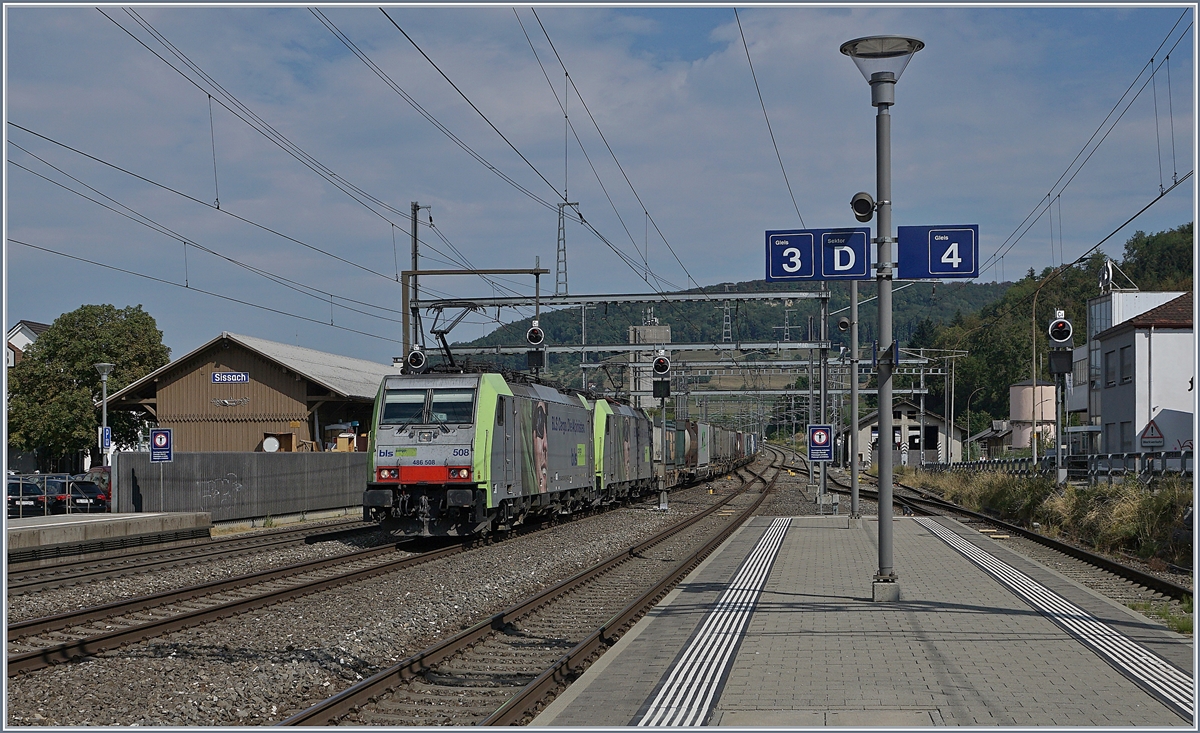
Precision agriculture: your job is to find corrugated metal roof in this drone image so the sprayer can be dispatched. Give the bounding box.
[106,332,396,405]
[222,332,395,399]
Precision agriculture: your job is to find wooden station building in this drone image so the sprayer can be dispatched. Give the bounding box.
[106,332,395,452]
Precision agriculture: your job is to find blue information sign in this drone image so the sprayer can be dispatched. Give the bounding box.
[103,426,111,449]
[897,225,979,279]
[150,428,173,463]
[766,228,871,281]
[808,424,834,462]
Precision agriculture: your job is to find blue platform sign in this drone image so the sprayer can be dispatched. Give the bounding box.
[898,225,979,279]
[808,424,834,462]
[766,228,871,281]
[150,428,173,463]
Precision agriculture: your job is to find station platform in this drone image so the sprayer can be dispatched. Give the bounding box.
[6,512,212,567]
[534,515,1195,727]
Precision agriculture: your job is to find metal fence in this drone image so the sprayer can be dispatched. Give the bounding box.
[922,450,1193,484]
[113,452,369,522]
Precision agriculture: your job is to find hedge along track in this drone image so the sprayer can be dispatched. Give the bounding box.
[7,519,376,594]
[279,448,783,726]
[820,468,1193,604]
[7,459,758,677]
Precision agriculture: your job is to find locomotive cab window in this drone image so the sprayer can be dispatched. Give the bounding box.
[382,390,427,425]
[430,389,476,424]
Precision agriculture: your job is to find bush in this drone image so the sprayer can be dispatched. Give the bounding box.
[914,471,1192,565]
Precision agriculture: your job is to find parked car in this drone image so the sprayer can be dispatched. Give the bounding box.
[44,479,111,514]
[7,480,48,518]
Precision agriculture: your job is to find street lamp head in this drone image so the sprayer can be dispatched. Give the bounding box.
[94,362,115,380]
[840,36,925,83]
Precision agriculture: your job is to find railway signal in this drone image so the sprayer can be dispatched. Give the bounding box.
[652,354,671,375]
[1048,317,1073,345]
[405,349,429,373]
[526,321,545,346]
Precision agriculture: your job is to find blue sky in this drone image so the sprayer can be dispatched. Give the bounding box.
[4,4,1195,364]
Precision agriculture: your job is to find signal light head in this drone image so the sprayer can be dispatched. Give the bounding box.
[652,355,671,375]
[526,325,545,346]
[1048,318,1073,344]
[850,191,875,222]
[406,349,428,373]
[837,316,851,332]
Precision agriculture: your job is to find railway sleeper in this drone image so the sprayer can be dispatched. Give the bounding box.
[423,669,538,687]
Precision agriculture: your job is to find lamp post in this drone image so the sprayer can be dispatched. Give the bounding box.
[841,35,923,602]
[965,387,984,462]
[94,362,115,467]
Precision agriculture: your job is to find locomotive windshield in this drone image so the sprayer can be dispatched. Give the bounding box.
[381,389,427,425]
[430,389,475,424]
[381,388,476,425]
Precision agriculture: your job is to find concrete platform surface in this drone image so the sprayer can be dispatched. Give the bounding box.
[7,512,212,567]
[534,515,1194,727]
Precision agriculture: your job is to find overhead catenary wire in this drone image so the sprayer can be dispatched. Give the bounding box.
[323,7,692,304]
[8,150,409,325]
[530,8,710,300]
[734,8,806,228]
[977,13,1192,278]
[955,170,1192,341]
[512,8,661,286]
[8,122,529,311]
[9,239,404,345]
[104,7,532,317]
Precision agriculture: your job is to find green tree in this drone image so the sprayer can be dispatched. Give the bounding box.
[1120,223,1193,292]
[8,304,170,470]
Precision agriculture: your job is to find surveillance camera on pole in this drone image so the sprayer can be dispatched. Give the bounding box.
[526,320,545,347]
[406,348,429,374]
[850,191,876,223]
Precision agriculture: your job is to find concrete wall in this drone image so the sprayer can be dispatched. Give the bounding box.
[113,451,369,522]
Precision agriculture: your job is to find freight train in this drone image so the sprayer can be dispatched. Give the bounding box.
[362,371,756,538]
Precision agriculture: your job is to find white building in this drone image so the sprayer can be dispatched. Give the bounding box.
[5,320,50,367]
[1072,288,1188,452]
[840,399,964,466]
[1092,292,1193,453]
[1009,379,1056,451]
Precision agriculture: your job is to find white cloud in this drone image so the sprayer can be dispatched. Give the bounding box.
[5,5,1193,360]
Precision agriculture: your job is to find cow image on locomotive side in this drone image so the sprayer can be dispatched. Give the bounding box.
[362,371,750,539]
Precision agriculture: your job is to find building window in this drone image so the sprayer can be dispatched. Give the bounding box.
[1104,423,1117,453]
[1072,357,1085,385]
[1120,421,1134,452]
[1119,345,1133,384]
[1104,350,1117,388]
[892,411,901,420]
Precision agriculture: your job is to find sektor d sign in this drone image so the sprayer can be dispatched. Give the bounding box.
[766,228,871,282]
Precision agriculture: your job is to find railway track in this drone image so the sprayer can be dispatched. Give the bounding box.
[279,449,784,726]
[7,518,376,594]
[5,540,444,676]
[7,459,762,679]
